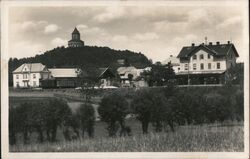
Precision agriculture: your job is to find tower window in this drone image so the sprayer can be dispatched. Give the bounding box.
[200,54,204,60]
[16,75,19,79]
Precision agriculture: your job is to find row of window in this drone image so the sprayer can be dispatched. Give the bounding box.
[192,54,211,60]
[16,81,37,87]
[16,74,36,79]
[185,62,220,70]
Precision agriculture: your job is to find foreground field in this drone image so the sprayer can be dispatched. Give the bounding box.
[10,123,243,152]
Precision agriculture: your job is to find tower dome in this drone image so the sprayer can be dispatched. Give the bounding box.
[68,27,84,48]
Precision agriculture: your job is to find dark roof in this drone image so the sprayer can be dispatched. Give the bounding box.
[80,67,115,79]
[72,27,80,34]
[177,43,239,58]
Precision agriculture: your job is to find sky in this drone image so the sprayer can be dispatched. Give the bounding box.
[8,2,247,62]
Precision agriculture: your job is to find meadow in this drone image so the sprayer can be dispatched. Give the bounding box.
[10,120,244,152]
[9,86,244,152]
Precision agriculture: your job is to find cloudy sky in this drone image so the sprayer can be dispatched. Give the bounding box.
[8,2,247,62]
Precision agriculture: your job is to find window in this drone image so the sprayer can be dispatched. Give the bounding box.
[33,74,36,79]
[208,54,211,59]
[16,82,19,87]
[217,63,220,69]
[208,63,211,69]
[33,81,36,86]
[193,55,197,60]
[200,63,204,70]
[185,64,188,70]
[23,74,28,79]
[200,54,204,60]
[193,63,196,70]
[16,75,19,79]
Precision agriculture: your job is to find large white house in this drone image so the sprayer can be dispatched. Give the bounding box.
[12,63,50,88]
[176,41,239,84]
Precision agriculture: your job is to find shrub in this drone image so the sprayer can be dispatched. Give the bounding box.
[98,93,129,137]
[76,103,95,138]
[131,89,152,134]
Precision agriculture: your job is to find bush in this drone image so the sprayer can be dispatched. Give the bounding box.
[9,98,72,144]
[76,103,95,138]
[98,93,129,137]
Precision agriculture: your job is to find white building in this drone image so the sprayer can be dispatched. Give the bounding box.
[176,41,239,84]
[12,63,50,88]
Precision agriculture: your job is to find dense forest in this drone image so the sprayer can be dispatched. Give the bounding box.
[9,46,152,85]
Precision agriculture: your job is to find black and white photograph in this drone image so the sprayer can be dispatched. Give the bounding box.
[1,0,249,158]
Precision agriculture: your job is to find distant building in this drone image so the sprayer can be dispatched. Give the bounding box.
[47,68,81,88]
[117,66,138,87]
[117,66,151,87]
[95,68,116,87]
[68,27,85,48]
[162,55,180,73]
[12,63,50,88]
[176,41,239,85]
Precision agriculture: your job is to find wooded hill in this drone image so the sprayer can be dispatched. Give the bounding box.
[9,46,152,85]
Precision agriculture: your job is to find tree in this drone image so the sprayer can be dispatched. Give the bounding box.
[98,93,129,137]
[150,93,168,132]
[76,103,95,138]
[141,62,175,86]
[131,89,152,134]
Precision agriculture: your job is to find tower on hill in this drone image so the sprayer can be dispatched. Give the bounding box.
[68,27,84,48]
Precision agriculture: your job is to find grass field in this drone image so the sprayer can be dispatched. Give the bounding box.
[10,122,244,152]
[9,89,244,152]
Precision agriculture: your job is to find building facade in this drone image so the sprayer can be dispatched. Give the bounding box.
[68,27,85,48]
[176,41,239,85]
[12,63,50,88]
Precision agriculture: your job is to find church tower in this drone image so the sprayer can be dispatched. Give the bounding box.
[68,27,85,48]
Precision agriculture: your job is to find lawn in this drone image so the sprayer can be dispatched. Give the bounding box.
[10,120,244,152]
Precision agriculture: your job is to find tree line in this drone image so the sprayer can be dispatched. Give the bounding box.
[9,85,243,145]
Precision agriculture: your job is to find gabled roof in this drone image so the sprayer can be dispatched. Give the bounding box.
[177,43,239,58]
[48,68,80,78]
[72,27,80,34]
[13,63,47,73]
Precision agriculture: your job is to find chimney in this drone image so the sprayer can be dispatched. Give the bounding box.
[202,43,204,45]
[227,41,231,44]
[191,43,195,47]
[209,42,212,45]
[216,41,220,45]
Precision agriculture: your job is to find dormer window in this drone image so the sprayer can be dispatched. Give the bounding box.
[16,75,19,79]
[193,55,197,60]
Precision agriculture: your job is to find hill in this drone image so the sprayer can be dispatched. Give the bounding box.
[8,46,152,85]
